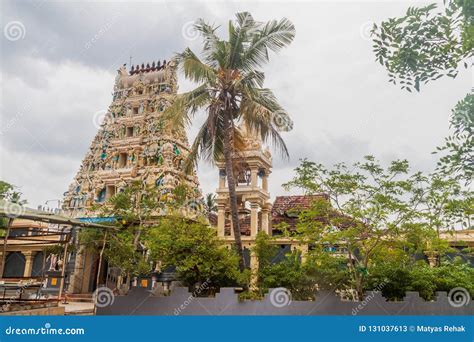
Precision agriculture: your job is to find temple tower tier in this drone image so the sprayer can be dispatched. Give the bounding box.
[62,59,201,218]
[216,125,272,239]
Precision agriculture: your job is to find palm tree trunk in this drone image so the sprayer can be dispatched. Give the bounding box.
[223,113,246,272]
[0,218,14,278]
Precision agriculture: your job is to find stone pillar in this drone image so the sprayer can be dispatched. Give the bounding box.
[261,206,271,235]
[250,168,258,188]
[68,246,85,294]
[218,172,226,189]
[217,205,225,237]
[262,174,268,192]
[23,251,36,278]
[250,203,259,237]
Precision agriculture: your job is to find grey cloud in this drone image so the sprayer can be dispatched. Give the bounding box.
[1,0,470,207]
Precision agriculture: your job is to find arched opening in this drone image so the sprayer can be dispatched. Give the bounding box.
[3,252,26,278]
[31,252,45,277]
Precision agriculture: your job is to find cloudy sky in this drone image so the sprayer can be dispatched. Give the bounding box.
[1,0,471,209]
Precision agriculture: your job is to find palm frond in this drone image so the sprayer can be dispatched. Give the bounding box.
[228,12,258,69]
[240,87,292,158]
[162,84,211,128]
[193,19,224,69]
[237,70,265,89]
[177,13,294,165]
[185,108,225,170]
[194,19,220,50]
[235,12,257,29]
[242,17,295,70]
[177,48,217,84]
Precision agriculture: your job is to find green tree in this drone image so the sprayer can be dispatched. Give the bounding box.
[0,180,27,229]
[78,181,161,285]
[165,12,295,272]
[432,258,474,297]
[0,180,25,204]
[371,1,473,182]
[284,156,431,299]
[368,258,474,300]
[372,1,473,92]
[402,223,452,262]
[252,232,347,300]
[79,226,151,286]
[435,94,474,182]
[146,217,241,291]
[99,180,160,249]
[0,180,27,276]
[365,259,412,300]
[418,173,473,232]
[284,156,472,299]
[79,180,208,286]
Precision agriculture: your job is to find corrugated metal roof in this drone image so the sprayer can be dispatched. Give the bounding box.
[0,200,118,230]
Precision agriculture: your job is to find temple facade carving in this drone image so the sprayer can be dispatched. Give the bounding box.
[63,59,201,219]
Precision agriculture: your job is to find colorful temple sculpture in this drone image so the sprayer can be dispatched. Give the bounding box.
[62,60,201,293]
[63,60,200,217]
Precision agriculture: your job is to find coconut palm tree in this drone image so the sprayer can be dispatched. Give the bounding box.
[165,12,295,272]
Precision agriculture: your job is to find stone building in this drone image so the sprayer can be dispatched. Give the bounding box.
[0,219,58,279]
[214,125,310,275]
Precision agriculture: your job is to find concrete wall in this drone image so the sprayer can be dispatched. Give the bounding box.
[97,287,474,316]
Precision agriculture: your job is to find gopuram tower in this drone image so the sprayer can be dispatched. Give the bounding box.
[63,60,202,293]
[63,60,201,219]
